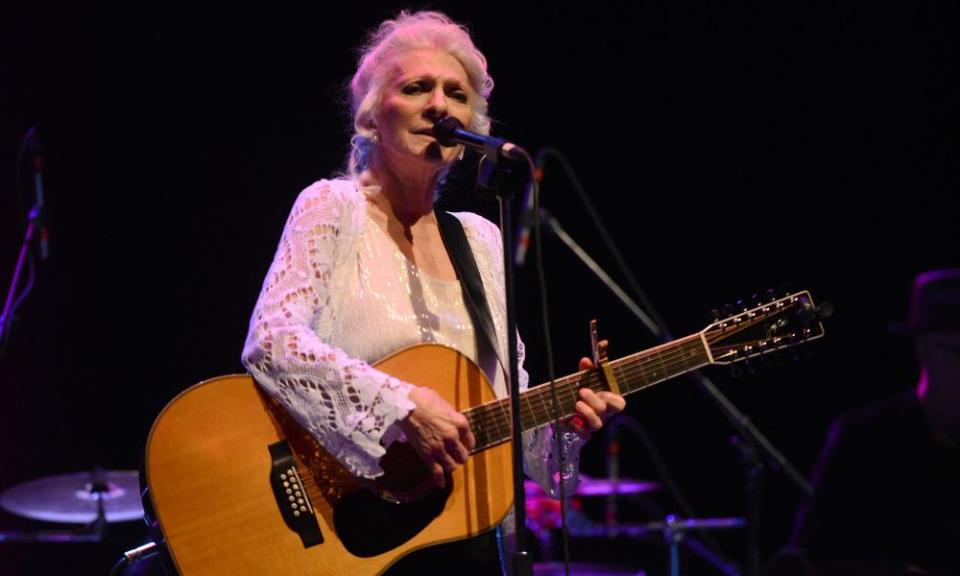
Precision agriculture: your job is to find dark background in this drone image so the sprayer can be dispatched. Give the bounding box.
[1,1,958,574]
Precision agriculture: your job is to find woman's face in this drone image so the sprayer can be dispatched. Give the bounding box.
[374,48,474,170]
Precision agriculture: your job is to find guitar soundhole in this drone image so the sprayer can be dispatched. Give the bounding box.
[332,441,451,557]
[333,480,450,557]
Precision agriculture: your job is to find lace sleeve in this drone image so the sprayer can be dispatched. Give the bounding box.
[241,181,416,479]
[520,338,586,499]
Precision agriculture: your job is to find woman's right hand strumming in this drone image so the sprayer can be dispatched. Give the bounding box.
[398,386,477,489]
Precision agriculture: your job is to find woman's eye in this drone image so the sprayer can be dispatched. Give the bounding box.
[450,91,469,103]
[402,83,424,95]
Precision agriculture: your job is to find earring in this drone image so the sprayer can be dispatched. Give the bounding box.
[371,132,380,145]
[457,147,465,161]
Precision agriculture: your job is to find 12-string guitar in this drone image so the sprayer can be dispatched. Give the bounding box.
[143,291,826,575]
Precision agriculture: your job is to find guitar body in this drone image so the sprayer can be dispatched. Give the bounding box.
[144,344,513,575]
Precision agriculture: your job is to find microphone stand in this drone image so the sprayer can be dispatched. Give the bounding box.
[0,202,41,347]
[694,372,813,576]
[477,153,533,576]
[537,207,813,576]
[1,127,45,351]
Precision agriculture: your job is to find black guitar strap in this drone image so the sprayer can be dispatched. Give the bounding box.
[434,210,501,371]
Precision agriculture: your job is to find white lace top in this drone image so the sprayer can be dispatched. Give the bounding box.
[337,213,496,385]
[241,178,582,497]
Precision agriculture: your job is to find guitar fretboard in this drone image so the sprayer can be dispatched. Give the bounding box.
[464,334,710,451]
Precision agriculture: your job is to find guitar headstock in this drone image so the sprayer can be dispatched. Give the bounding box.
[702,290,827,365]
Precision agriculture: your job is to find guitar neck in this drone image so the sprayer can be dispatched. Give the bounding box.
[464,333,710,451]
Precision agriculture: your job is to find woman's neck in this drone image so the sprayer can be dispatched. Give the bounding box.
[363,154,441,227]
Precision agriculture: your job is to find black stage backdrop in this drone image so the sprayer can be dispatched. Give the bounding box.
[1,2,958,574]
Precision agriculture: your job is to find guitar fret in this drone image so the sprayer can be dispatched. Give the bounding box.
[497,401,510,443]
[682,340,702,371]
[537,385,552,427]
[567,379,579,416]
[472,413,491,451]
[612,363,627,392]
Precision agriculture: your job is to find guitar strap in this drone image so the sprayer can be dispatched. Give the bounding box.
[434,210,501,374]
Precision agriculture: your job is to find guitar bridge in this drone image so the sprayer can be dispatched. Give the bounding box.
[268,441,323,547]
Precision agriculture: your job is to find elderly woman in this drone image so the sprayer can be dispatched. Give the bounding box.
[242,10,625,575]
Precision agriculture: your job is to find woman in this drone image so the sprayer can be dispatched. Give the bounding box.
[242,10,625,574]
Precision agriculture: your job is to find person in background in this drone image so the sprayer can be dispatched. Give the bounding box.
[789,269,960,575]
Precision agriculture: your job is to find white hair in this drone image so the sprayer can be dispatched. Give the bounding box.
[346,10,494,179]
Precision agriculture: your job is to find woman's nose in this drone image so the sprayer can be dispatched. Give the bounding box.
[424,88,448,117]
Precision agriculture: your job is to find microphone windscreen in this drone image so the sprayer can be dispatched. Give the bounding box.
[432,117,464,147]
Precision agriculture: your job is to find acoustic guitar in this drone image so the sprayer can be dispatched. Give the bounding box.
[143,290,825,574]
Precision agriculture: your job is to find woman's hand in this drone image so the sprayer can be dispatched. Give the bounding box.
[398,386,476,489]
[567,355,627,437]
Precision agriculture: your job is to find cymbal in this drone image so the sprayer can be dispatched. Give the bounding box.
[0,470,143,524]
[525,475,659,498]
[574,474,660,496]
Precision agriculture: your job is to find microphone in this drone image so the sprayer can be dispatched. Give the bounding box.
[26,127,49,260]
[432,117,528,161]
[514,150,545,267]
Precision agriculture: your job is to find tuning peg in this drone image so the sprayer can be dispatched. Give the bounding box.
[765,288,777,302]
[709,308,721,322]
[735,298,747,311]
[722,303,737,318]
[797,301,834,329]
[778,283,792,297]
[750,293,762,308]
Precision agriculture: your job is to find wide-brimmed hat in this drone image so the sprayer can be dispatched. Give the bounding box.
[889,269,960,335]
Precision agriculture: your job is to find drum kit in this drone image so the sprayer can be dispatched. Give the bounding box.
[0,469,144,543]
